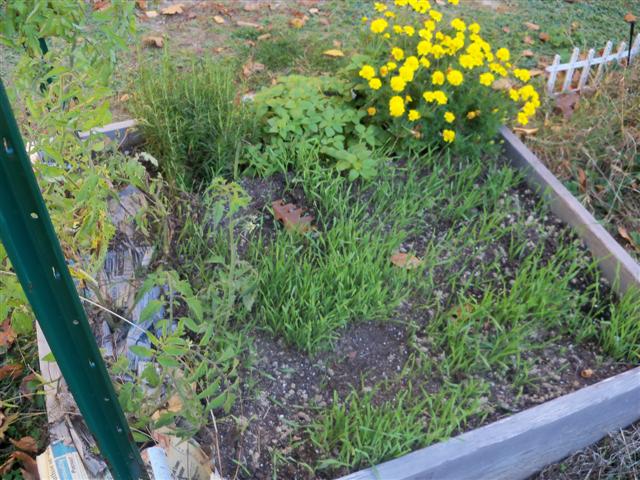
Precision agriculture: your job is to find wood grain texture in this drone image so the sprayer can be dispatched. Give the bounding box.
[340,366,640,480]
[500,127,640,295]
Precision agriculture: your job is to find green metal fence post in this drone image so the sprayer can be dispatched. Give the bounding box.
[0,79,147,479]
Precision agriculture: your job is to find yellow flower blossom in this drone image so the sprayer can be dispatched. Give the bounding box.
[390,75,407,92]
[399,65,415,82]
[385,10,396,18]
[447,69,464,86]
[429,10,443,22]
[384,33,391,38]
[469,22,480,34]
[390,96,405,117]
[404,56,419,70]
[450,18,466,32]
[374,2,387,12]
[509,89,520,102]
[361,16,368,23]
[517,112,529,125]
[404,25,416,36]
[369,78,382,90]
[387,61,398,71]
[395,0,409,5]
[448,0,460,4]
[420,57,431,68]
[359,65,376,80]
[380,66,389,77]
[432,70,445,85]
[417,40,432,56]
[371,18,389,33]
[479,72,494,86]
[444,111,456,123]
[394,25,404,34]
[496,47,510,62]
[513,68,531,82]
[392,47,405,61]
[443,129,456,143]
[368,107,377,116]
[467,110,480,119]
[408,109,421,121]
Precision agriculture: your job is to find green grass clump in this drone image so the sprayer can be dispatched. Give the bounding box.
[307,380,486,471]
[132,54,255,188]
[428,246,594,382]
[598,288,640,362]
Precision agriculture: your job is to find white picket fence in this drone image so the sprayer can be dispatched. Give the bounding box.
[546,35,640,96]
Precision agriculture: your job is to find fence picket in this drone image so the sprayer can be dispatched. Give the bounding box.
[547,54,561,95]
[545,37,639,96]
[578,48,595,90]
[562,48,580,93]
[594,41,614,84]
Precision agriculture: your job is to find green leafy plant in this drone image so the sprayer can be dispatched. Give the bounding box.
[248,75,382,179]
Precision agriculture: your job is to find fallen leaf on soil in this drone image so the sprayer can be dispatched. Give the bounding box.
[323,49,344,57]
[257,33,272,41]
[136,0,147,9]
[236,20,261,28]
[213,15,225,24]
[333,39,342,48]
[0,456,15,475]
[0,364,24,380]
[529,68,545,77]
[491,77,514,91]
[167,394,183,413]
[523,35,534,45]
[618,226,637,247]
[0,319,17,348]
[578,168,587,193]
[555,92,580,119]
[161,3,184,15]
[390,252,422,269]
[142,36,164,48]
[119,93,130,102]
[145,10,159,18]
[513,127,539,136]
[624,12,637,23]
[0,411,19,441]
[524,21,540,31]
[242,60,265,78]
[580,368,594,379]
[539,32,550,42]
[10,451,38,480]
[92,0,110,11]
[309,7,320,14]
[289,15,308,29]
[318,17,330,26]
[10,436,37,453]
[19,373,39,397]
[435,0,446,4]
[502,26,510,33]
[272,200,314,232]
[452,303,474,318]
[522,49,535,57]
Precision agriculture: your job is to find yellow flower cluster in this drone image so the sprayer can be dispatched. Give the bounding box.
[360,0,540,143]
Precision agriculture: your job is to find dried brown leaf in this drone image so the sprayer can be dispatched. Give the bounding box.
[242,60,265,78]
[0,364,24,381]
[529,68,545,77]
[523,35,534,45]
[323,49,344,57]
[578,168,587,193]
[161,3,184,15]
[213,15,225,24]
[390,252,422,269]
[524,21,540,31]
[289,15,308,29]
[502,26,511,33]
[618,226,636,247]
[580,368,594,379]
[624,12,637,23]
[10,436,38,454]
[142,35,164,48]
[522,49,535,57]
[539,32,550,42]
[236,20,261,28]
[10,451,38,480]
[272,200,314,232]
[555,92,580,119]
[257,33,272,41]
[492,77,514,91]
[0,319,16,349]
[136,0,147,9]
[145,10,159,18]
[513,127,539,136]
[166,394,183,413]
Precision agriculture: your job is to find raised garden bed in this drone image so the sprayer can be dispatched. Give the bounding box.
[36,119,640,480]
